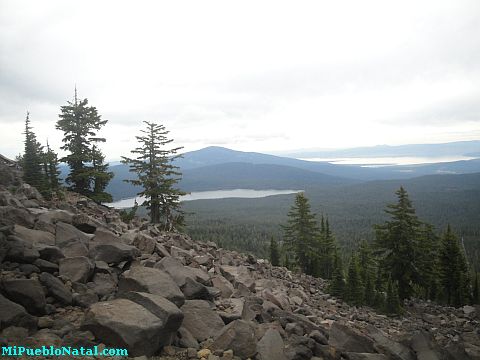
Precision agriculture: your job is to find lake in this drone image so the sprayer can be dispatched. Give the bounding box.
[299,155,477,167]
[105,189,302,209]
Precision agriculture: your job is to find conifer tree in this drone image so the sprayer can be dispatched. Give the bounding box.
[282,192,318,274]
[41,142,61,199]
[317,216,337,279]
[385,277,402,315]
[374,187,421,300]
[345,254,364,306]
[56,90,113,201]
[22,112,46,193]
[122,121,185,230]
[439,225,471,306]
[329,251,346,298]
[417,223,440,300]
[473,272,479,305]
[269,236,280,266]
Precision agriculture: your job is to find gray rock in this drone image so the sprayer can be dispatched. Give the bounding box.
[343,354,389,360]
[366,325,414,360]
[181,276,211,300]
[211,275,234,298]
[0,294,37,330]
[89,240,140,264]
[257,328,288,360]
[59,256,94,283]
[211,320,257,359]
[0,190,24,207]
[15,218,51,238]
[410,331,442,360]
[5,235,40,263]
[39,272,72,305]
[73,291,99,308]
[118,266,184,307]
[120,292,184,347]
[175,326,199,349]
[133,232,156,254]
[0,206,35,227]
[38,209,74,224]
[81,298,166,357]
[328,323,376,354]
[90,272,117,297]
[36,244,64,263]
[2,278,46,315]
[55,222,91,257]
[33,258,58,273]
[180,300,225,342]
[220,265,255,290]
[15,183,43,201]
[155,256,209,287]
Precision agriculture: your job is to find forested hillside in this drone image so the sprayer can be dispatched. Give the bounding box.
[183,172,480,268]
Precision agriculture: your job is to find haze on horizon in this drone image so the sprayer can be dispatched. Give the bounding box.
[1,0,479,160]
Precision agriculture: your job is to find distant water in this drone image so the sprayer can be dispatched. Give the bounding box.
[299,155,477,167]
[105,189,302,209]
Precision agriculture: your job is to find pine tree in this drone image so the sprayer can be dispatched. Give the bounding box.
[439,225,470,306]
[39,142,62,199]
[345,254,364,306]
[22,112,46,193]
[329,251,346,298]
[270,236,280,266]
[385,277,403,316]
[417,223,440,300]
[473,272,479,305]
[282,193,318,274]
[316,216,337,279]
[374,187,421,300]
[121,121,185,230]
[56,89,113,200]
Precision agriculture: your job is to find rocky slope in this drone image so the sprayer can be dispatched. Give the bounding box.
[0,160,479,360]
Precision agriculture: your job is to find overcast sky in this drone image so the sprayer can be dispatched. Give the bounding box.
[1,0,479,160]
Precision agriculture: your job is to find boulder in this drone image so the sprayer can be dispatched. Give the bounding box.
[81,299,166,357]
[181,277,211,300]
[220,265,255,290]
[38,210,74,224]
[89,272,117,298]
[211,320,257,359]
[15,183,43,201]
[55,222,90,257]
[180,300,225,341]
[257,328,288,360]
[39,272,72,305]
[4,235,40,263]
[0,294,37,331]
[59,256,94,283]
[366,325,414,360]
[33,258,58,273]
[120,292,184,346]
[133,232,156,254]
[0,206,35,227]
[89,241,140,264]
[2,278,46,315]
[155,256,209,287]
[329,323,376,354]
[212,275,235,299]
[36,244,64,263]
[410,331,442,360]
[175,326,199,349]
[344,354,389,360]
[72,214,102,233]
[118,266,184,307]
[0,190,24,207]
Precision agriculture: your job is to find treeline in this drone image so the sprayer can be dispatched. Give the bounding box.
[19,89,184,230]
[275,189,479,314]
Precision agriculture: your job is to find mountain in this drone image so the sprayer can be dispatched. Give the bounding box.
[283,140,480,158]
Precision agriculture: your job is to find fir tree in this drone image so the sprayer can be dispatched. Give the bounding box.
[270,236,280,266]
[329,251,346,298]
[282,192,318,274]
[417,223,440,300]
[317,216,337,279]
[41,141,61,199]
[385,277,403,316]
[439,225,470,306]
[473,272,479,305]
[22,112,46,193]
[374,187,421,300]
[56,89,113,201]
[121,121,185,230]
[345,254,364,306]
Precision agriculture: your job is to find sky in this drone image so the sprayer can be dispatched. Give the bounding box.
[1,0,479,160]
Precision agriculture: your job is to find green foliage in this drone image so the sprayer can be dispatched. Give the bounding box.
[121,121,185,230]
[473,272,479,305]
[282,193,319,274]
[345,254,364,306]
[119,199,139,223]
[22,112,47,194]
[385,277,403,316]
[329,251,345,298]
[416,223,440,300]
[439,225,471,306]
[56,90,112,201]
[315,217,337,279]
[374,187,422,300]
[269,236,280,266]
